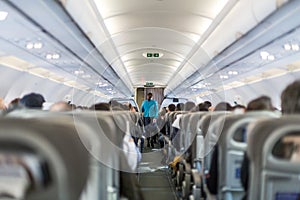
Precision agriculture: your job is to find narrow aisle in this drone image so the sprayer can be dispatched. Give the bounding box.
[138,148,178,200]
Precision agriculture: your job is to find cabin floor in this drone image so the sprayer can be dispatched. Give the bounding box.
[138,144,178,200]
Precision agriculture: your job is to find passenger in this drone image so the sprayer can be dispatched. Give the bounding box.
[176,103,184,111]
[90,102,111,111]
[168,103,176,112]
[233,104,246,114]
[128,103,136,112]
[241,82,300,199]
[69,103,77,110]
[207,97,273,195]
[196,102,209,111]
[281,80,300,114]
[214,102,232,111]
[0,98,7,111]
[140,93,159,148]
[246,95,273,111]
[204,100,213,111]
[49,101,72,112]
[172,101,196,130]
[7,98,20,112]
[19,93,45,109]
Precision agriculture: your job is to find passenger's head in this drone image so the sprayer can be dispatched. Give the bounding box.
[233,104,246,114]
[7,98,20,111]
[183,101,196,111]
[246,96,273,111]
[19,93,45,109]
[197,103,209,111]
[50,101,72,112]
[90,102,111,111]
[204,101,212,108]
[168,103,176,112]
[214,102,232,111]
[281,80,300,114]
[0,98,6,110]
[176,103,184,111]
[146,92,153,101]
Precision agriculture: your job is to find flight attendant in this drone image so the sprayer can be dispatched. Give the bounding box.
[141,93,159,148]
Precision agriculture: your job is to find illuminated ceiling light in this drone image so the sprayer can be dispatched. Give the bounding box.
[74,70,84,75]
[220,75,229,79]
[292,44,299,51]
[46,54,52,59]
[284,43,291,51]
[52,54,60,59]
[260,51,269,60]
[267,55,275,61]
[33,42,43,49]
[0,11,8,21]
[228,71,238,75]
[96,82,108,87]
[26,43,34,49]
[82,74,91,78]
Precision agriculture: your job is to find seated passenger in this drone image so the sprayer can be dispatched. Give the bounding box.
[19,93,45,109]
[0,98,7,111]
[207,97,273,195]
[213,101,232,111]
[241,82,300,199]
[89,102,111,111]
[49,101,72,112]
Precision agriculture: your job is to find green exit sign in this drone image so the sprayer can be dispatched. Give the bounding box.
[146,53,159,58]
[145,82,154,87]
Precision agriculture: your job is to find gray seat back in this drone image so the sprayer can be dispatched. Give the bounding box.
[248,115,300,200]
[0,117,89,200]
[201,112,231,171]
[7,110,125,199]
[216,111,280,200]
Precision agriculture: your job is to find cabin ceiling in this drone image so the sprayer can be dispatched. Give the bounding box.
[0,0,298,100]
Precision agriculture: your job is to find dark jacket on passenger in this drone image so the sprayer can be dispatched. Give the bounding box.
[206,146,218,195]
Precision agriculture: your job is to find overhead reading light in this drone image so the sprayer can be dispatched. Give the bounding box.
[284,43,299,51]
[74,70,84,75]
[26,42,43,49]
[46,53,60,60]
[82,74,91,78]
[267,55,275,61]
[260,51,269,60]
[96,82,108,87]
[52,54,60,59]
[33,42,43,49]
[284,43,291,51]
[220,75,229,79]
[26,43,34,49]
[0,11,8,21]
[292,44,299,51]
[228,71,238,75]
[260,51,275,61]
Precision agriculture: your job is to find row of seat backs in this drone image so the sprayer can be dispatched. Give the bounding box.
[3,110,143,200]
[0,117,90,200]
[211,111,280,199]
[247,115,300,200]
